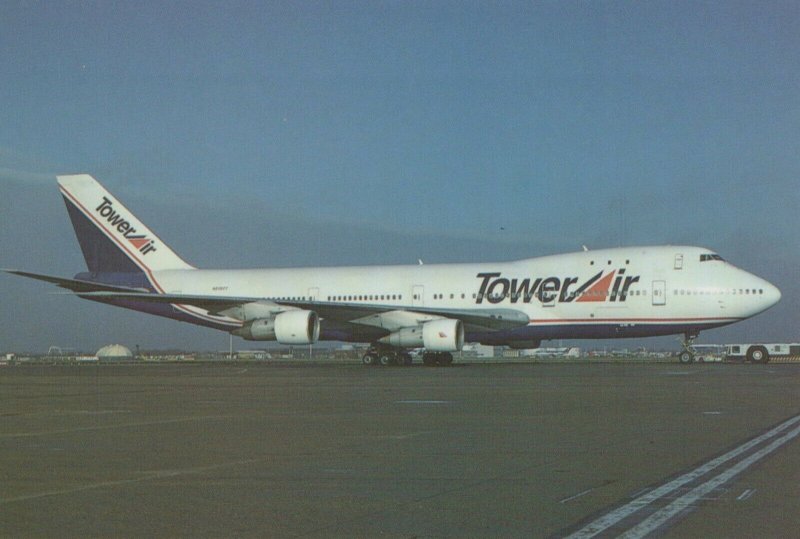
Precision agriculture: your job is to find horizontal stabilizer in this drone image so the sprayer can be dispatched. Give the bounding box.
[75,291,274,315]
[2,269,147,293]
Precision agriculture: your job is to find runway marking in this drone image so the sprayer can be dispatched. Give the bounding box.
[0,457,261,505]
[565,413,800,538]
[737,488,756,501]
[560,488,595,504]
[703,411,722,415]
[395,400,451,405]
[350,431,432,441]
[0,414,237,439]
[69,409,132,415]
[619,422,800,538]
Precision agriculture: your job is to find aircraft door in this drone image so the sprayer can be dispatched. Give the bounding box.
[308,287,319,301]
[412,285,424,307]
[652,281,666,306]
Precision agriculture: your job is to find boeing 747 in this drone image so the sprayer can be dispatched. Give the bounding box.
[5,175,782,365]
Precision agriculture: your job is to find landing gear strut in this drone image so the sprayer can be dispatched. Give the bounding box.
[678,332,699,364]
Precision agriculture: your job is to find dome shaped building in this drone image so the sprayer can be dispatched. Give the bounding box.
[96,344,134,361]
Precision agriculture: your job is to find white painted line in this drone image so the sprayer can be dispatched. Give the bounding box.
[566,413,800,538]
[736,488,756,501]
[703,411,722,415]
[620,422,800,538]
[395,400,451,404]
[560,488,595,504]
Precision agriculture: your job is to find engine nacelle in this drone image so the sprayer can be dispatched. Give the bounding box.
[422,319,464,352]
[275,310,320,344]
[380,326,424,348]
[235,317,277,340]
[232,310,320,344]
[379,319,464,352]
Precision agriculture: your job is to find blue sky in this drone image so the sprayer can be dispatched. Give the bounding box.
[1,1,798,352]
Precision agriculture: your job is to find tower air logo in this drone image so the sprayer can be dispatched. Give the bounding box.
[475,270,640,305]
[96,197,157,255]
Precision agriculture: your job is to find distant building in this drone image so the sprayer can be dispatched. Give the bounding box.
[237,350,271,360]
[96,344,134,361]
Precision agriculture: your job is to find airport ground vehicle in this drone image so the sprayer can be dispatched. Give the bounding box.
[678,344,725,364]
[724,343,800,364]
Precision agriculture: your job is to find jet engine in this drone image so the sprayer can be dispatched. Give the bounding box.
[233,310,320,344]
[379,319,464,352]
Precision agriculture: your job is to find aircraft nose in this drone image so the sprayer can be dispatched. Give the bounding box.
[765,281,782,307]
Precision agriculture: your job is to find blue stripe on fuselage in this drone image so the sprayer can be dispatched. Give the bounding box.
[470,320,739,344]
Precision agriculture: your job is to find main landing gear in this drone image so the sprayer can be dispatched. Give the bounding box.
[362,347,413,367]
[678,332,699,364]
[422,352,454,367]
[361,347,455,367]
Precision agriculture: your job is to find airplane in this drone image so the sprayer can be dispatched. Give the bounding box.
[4,174,782,366]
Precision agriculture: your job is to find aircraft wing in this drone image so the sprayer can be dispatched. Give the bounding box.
[72,290,529,332]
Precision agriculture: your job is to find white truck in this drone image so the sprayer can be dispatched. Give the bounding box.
[724,343,800,364]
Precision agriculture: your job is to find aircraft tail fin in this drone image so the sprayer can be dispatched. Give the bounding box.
[57,174,194,274]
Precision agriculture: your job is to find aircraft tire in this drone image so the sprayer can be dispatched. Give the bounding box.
[362,353,378,366]
[678,351,694,364]
[400,353,413,366]
[747,345,769,364]
[379,353,395,367]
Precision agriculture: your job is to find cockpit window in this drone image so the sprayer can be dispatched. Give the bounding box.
[700,254,725,262]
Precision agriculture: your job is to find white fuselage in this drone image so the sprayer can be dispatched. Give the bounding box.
[148,245,780,344]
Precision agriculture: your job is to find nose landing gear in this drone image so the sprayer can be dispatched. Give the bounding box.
[678,332,699,364]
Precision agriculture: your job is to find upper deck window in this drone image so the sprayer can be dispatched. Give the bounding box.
[700,254,725,262]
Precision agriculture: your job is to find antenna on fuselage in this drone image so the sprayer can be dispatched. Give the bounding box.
[582,245,589,252]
